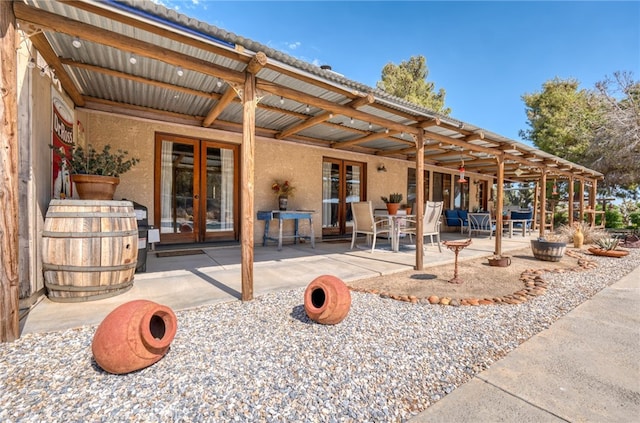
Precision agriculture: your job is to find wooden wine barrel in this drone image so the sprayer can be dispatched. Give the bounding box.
[42,200,138,302]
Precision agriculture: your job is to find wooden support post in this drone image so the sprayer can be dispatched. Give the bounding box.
[240,73,257,301]
[590,179,598,227]
[579,179,585,224]
[494,156,504,256]
[0,1,20,342]
[539,172,547,237]
[568,177,574,226]
[414,131,424,270]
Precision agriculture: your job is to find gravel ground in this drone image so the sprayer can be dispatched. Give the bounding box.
[1,249,639,423]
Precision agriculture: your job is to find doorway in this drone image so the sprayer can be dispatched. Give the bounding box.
[154,133,239,244]
[321,158,366,237]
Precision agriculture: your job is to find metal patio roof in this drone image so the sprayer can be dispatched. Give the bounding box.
[15,0,603,182]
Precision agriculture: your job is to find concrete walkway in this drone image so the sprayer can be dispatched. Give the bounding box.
[410,263,640,422]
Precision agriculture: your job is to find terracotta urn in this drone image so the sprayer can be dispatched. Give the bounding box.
[304,275,351,325]
[72,174,120,200]
[92,300,177,374]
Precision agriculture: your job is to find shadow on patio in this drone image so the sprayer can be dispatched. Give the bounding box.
[20,231,537,335]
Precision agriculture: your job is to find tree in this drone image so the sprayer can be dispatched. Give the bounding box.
[377,55,451,115]
[584,71,640,194]
[519,78,603,163]
[520,73,639,197]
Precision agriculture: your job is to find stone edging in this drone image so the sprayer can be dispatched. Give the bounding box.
[347,249,598,306]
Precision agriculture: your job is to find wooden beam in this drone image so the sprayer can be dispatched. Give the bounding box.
[61,58,219,100]
[416,117,441,128]
[256,80,418,135]
[279,94,374,140]
[245,51,268,74]
[463,132,484,142]
[1,0,19,342]
[203,87,237,127]
[14,2,246,84]
[29,33,84,106]
[59,0,250,63]
[422,131,502,157]
[332,129,398,149]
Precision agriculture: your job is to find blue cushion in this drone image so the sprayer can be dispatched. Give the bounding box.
[457,210,468,225]
[444,210,459,226]
[510,210,532,228]
[444,209,469,227]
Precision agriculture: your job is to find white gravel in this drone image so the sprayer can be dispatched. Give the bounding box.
[1,249,638,422]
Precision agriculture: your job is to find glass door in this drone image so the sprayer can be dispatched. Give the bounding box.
[322,158,366,237]
[155,134,238,244]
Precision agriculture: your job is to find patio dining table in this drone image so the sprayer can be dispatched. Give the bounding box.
[375,213,414,252]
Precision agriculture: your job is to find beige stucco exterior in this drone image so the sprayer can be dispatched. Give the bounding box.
[75,109,489,241]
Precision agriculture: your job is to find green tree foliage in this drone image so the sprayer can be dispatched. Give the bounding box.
[519,78,603,163]
[377,55,451,115]
[520,72,639,196]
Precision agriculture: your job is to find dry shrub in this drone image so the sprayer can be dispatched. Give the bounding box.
[556,222,608,245]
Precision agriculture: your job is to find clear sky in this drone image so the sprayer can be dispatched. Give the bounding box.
[157,1,639,145]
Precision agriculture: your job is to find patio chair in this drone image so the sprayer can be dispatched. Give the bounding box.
[468,212,496,239]
[401,201,444,252]
[350,201,391,253]
[509,210,533,235]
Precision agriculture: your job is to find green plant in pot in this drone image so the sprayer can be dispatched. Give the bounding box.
[381,193,403,215]
[51,143,140,200]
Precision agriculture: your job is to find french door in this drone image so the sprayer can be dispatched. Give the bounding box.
[154,134,239,244]
[322,158,366,237]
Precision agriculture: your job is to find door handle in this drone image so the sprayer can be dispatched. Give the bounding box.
[194,194,199,200]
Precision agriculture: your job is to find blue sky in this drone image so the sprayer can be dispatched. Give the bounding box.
[158,1,639,145]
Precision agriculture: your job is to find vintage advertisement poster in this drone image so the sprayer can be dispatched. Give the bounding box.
[51,92,74,199]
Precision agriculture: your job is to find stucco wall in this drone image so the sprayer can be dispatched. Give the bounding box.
[75,110,489,244]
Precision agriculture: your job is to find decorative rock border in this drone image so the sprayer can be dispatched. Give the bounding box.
[348,249,598,306]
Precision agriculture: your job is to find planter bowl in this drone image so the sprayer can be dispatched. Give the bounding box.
[531,239,566,262]
[72,174,120,200]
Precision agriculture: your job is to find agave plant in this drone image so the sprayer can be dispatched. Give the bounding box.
[594,237,620,251]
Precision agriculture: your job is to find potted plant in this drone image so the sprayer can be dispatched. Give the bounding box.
[401,203,412,215]
[271,180,295,210]
[381,193,403,215]
[51,143,140,200]
[530,234,567,262]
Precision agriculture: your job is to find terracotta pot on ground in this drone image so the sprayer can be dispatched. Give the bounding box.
[304,275,351,325]
[488,256,511,267]
[92,300,177,374]
[72,174,120,200]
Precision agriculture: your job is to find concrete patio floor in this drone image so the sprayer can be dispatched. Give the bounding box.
[20,231,537,335]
